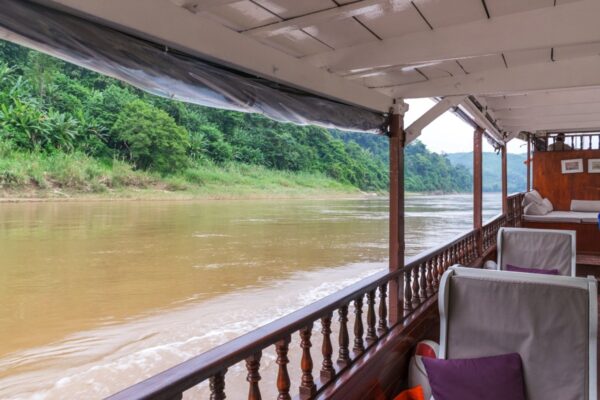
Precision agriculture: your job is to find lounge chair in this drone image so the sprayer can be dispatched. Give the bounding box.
[437,266,597,400]
[484,227,576,276]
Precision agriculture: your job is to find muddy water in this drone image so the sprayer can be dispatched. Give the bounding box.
[0,194,500,399]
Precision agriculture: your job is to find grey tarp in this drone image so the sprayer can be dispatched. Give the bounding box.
[0,0,387,133]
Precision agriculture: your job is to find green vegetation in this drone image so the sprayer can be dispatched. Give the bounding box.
[0,40,475,198]
[444,152,527,193]
[0,141,356,198]
[333,131,472,192]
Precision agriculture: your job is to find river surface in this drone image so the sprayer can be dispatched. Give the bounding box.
[0,193,501,399]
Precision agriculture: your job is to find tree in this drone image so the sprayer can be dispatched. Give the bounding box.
[197,125,232,164]
[111,100,189,173]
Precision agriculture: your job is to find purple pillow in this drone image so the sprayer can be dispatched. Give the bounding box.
[506,264,559,275]
[423,353,526,400]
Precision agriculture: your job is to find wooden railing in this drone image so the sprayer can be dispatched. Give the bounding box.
[107,196,525,400]
[482,214,506,253]
[535,133,600,152]
[506,193,524,228]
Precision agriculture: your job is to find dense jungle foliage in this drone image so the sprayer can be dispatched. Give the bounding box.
[0,40,472,193]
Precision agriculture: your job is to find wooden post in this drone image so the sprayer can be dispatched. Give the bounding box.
[526,134,531,192]
[501,144,508,214]
[473,127,483,256]
[388,101,408,326]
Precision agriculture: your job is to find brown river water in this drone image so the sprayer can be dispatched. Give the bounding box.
[0,194,501,399]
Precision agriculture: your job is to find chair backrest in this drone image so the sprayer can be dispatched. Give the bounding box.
[497,227,577,276]
[439,266,597,400]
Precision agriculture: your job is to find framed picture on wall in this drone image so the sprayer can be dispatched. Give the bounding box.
[561,158,583,174]
[589,159,600,173]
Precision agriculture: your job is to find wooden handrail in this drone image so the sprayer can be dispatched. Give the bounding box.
[107,194,526,400]
[536,133,600,152]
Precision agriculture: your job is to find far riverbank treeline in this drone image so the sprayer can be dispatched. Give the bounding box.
[0,40,472,195]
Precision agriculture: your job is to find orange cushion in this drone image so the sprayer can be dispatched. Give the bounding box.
[393,385,425,400]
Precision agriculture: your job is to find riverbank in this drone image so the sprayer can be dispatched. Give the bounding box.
[0,150,370,201]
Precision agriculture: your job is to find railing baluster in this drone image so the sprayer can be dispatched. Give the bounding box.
[377,284,388,334]
[299,324,316,399]
[419,262,427,301]
[246,351,262,400]
[276,337,291,400]
[353,295,365,355]
[320,313,335,383]
[365,290,377,345]
[404,269,413,314]
[468,236,474,262]
[337,305,350,368]
[411,267,420,309]
[426,259,434,296]
[453,244,458,264]
[434,257,440,288]
[404,268,413,313]
[437,253,444,277]
[209,369,227,400]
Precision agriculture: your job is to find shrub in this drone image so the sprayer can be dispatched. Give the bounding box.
[111,100,190,174]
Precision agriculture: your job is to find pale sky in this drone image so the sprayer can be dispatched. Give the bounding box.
[404,98,526,154]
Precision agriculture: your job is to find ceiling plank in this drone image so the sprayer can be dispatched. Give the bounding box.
[494,102,600,119]
[379,56,600,98]
[170,0,241,14]
[37,0,392,112]
[485,88,600,110]
[303,0,600,73]
[243,0,410,39]
[502,120,600,133]
[498,114,600,126]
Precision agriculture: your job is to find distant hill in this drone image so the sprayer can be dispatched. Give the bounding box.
[332,131,527,194]
[332,132,472,193]
[445,152,527,193]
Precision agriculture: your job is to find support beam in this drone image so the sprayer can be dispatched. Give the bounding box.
[526,135,531,192]
[460,98,503,144]
[39,0,392,112]
[501,145,508,214]
[389,100,409,326]
[473,127,483,256]
[303,0,600,72]
[380,56,600,99]
[404,96,465,144]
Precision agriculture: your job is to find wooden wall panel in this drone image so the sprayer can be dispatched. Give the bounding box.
[523,221,600,254]
[533,150,600,210]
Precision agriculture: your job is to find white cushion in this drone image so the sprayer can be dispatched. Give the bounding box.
[524,201,550,216]
[571,200,600,213]
[578,212,599,224]
[522,190,544,207]
[523,211,583,223]
[542,198,554,212]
